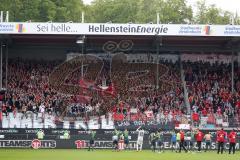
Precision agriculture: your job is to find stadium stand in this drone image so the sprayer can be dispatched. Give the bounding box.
[0,53,240,129]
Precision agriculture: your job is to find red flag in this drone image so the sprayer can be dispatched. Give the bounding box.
[113,113,124,121]
[105,83,116,96]
[79,79,87,88]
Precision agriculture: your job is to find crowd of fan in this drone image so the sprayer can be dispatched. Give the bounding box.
[0,55,240,128]
[1,58,65,119]
[110,55,240,127]
[184,61,240,126]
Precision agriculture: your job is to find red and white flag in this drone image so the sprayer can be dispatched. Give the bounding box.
[103,83,117,97]
[79,79,87,88]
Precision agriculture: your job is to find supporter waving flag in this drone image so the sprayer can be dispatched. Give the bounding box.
[105,83,117,96]
[79,78,87,89]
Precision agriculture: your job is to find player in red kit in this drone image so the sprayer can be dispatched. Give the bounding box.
[195,129,204,152]
[228,129,237,154]
[178,130,188,153]
[216,128,226,154]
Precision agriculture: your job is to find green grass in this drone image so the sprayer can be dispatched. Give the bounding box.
[0,149,239,160]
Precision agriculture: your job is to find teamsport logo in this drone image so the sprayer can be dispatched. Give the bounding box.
[75,140,137,149]
[16,24,26,33]
[32,139,41,149]
[0,140,56,148]
[75,140,86,149]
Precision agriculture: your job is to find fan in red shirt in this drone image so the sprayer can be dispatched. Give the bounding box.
[192,112,199,127]
[192,112,199,121]
[195,129,204,152]
[216,128,227,154]
[201,108,207,117]
[228,129,237,154]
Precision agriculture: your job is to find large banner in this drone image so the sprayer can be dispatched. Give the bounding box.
[114,120,174,130]
[0,129,239,150]
[1,22,240,36]
[0,139,239,150]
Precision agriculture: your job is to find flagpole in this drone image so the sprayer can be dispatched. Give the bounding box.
[81,61,83,79]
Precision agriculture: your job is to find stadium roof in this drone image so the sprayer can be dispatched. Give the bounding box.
[0,34,238,54]
[1,22,240,53]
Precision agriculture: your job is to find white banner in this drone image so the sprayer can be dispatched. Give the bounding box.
[175,124,190,130]
[0,22,240,36]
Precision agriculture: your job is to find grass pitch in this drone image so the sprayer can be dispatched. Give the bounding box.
[0,149,239,160]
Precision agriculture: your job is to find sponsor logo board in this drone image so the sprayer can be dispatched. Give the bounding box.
[0,140,56,148]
